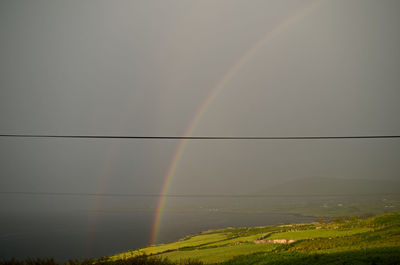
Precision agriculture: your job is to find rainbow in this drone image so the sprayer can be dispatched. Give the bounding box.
[151,0,321,245]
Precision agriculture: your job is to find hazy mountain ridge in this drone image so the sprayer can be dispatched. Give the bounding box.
[260,177,400,195]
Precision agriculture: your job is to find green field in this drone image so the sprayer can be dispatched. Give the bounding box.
[157,243,276,264]
[267,227,372,240]
[108,233,231,260]
[104,212,400,264]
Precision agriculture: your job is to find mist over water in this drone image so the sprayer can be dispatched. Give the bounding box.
[0,209,153,261]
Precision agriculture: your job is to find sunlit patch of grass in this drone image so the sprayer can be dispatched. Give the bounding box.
[267,227,372,240]
[109,233,230,260]
[202,233,267,247]
[155,243,277,264]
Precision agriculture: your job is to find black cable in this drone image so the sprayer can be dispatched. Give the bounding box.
[1,134,398,198]
[0,134,400,140]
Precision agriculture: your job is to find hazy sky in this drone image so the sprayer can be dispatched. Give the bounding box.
[0,0,399,197]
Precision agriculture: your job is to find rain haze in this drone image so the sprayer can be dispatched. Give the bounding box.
[0,0,399,261]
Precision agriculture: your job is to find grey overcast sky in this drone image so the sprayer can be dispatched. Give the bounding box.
[0,0,399,196]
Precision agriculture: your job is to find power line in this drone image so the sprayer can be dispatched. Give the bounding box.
[0,134,400,140]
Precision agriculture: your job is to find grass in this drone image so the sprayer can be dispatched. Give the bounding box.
[267,227,372,240]
[203,233,267,247]
[156,243,277,264]
[219,246,400,265]
[111,212,400,264]
[109,226,281,261]
[109,233,230,260]
[0,256,203,265]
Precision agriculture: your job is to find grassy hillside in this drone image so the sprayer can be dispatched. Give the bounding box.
[107,212,400,264]
[2,212,399,265]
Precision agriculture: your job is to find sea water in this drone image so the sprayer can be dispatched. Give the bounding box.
[0,195,315,261]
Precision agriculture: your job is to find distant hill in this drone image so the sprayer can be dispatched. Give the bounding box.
[260,177,400,196]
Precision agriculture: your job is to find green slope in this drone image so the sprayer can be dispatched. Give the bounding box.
[108,212,400,265]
